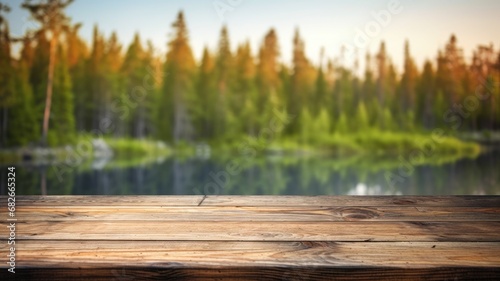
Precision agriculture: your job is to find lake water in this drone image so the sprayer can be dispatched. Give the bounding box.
[2,149,499,196]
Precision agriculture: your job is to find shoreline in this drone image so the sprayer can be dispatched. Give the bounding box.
[0,132,485,168]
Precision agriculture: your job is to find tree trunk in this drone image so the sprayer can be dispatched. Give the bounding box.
[41,32,57,146]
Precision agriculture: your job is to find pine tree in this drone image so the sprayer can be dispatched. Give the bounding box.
[256,29,280,110]
[30,31,50,125]
[214,25,233,138]
[436,35,467,129]
[416,60,435,128]
[376,41,387,108]
[195,46,216,139]
[290,28,315,134]
[233,41,257,136]
[0,10,15,146]
[47,44,75,146]
[443,35,466,104]
[362,52,376,121]
[5,32,39,147]
[256,28,286,137]
[22,0,74,146]
[313,52,328,115]
[106,31,124,136]
[87,26,106,131]
[142,40,161,137]
[66,24,88,132]
[122,33,148,138]
[471,44,498,130]
[399,40,418,116]
[159,11,196,142]
[6,62,39,146]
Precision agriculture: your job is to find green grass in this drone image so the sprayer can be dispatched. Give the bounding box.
[104,137,171,159]
[0,136,172,166]
[209,130,482,161]
[0,131,483,168]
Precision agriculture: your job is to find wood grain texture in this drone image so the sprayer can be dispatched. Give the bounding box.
[7,195,204,206]
[2,267,500,281]
[1,241,499,268]
[0,195,499,280]
[7,195,500,207]
[3,221,500,241]
[5,206,500,221]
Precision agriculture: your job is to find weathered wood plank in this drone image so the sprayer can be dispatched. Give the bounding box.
[2,195,499,280]
[5,206,500,222]
[6,195,204,207]
[3,267,500,281]
[7,195,500,207]
[1,241,499,268]
[3,221,499,241]
[201,195,500,207]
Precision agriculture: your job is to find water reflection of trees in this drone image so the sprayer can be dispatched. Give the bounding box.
[1,151,498,195]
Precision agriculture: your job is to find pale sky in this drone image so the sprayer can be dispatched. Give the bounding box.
[5,0,500,73]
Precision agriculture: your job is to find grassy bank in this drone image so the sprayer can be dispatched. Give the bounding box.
[1,131,482,167]
[210,130,482,159]
[0,137,172,166]
[104,138,171,159]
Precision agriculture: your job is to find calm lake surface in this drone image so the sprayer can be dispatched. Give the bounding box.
[2,149,500,196]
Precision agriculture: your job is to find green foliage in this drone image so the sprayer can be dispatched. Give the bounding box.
[6,62,39,146]
[355,102,370,132]
[159,11,196,143]
[47,45,76,146]
[1,7,498,165]
[335,113,349,135]
[105,137,171,159]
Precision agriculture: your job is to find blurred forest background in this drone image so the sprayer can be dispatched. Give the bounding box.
[1,0,500,196]
[0,0,499,159]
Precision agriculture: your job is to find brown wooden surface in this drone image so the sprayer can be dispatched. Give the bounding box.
[1,195,500,280]
[8,206,500,221]
[12,195,500,207]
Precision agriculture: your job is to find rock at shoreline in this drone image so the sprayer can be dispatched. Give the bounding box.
[92,139,113,159]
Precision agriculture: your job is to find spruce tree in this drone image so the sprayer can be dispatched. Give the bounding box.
[22,0,74,146]
[5,38,39,147]
[195,46,217,139]
[290,28,315,134]
[159,11,196,142]
[214,25,233,138]
[47,44,75,146]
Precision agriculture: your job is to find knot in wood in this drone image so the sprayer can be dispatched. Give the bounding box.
[339,207,379,221]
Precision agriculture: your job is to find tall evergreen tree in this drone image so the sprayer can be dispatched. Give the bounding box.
[159,11,196,142]
[416,60,436,128]
[290,28,315,134]
[195,46,217,139]
[4,31,39,147]
[313,48,328,115]
[122,33,147,138]
[0,6,15,146]
[256,29,280,110]
[47,44,75,146]
[232,41,257,137]
[214,25,233,138]
[399,40,418,114]
[66,23,88,132]
[22,0,74,146]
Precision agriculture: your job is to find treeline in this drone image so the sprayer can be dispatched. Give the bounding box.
[1,3,500,148]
